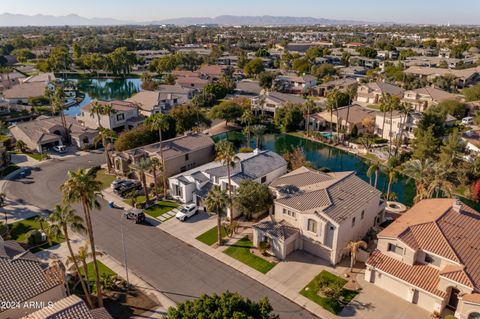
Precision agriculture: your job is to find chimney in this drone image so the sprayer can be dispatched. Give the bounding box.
[452,200,463,213]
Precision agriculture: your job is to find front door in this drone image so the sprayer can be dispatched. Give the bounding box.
[447,288,460,310]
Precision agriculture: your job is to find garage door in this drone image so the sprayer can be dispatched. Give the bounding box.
[303,238,331,261]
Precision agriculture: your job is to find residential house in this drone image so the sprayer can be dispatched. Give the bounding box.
[350,56,380,69]
[169,149,287,219]
[0,238,66,319]
[253,166,384,264]
[77,100,143,132]
[234,80,262,97]
[462,130,480,154]
[22,73,56,84]
[23,295,113,319]
[365,199,480,319]
[2,82,47,104]
[176,76,210,90]
[402,87,457,112]
[404,66,480,88]
[112,133,215,181]
[126,85,194,116]
[10,116,98,152]
[253,91,305,116]
[0,71,26,92]
[311,104,378,134]
[312,78,357,97]
[356,82,405,105]
[274,75,317,94]
[198,64,228,79]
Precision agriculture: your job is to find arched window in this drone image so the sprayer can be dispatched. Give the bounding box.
[307,219,317,233]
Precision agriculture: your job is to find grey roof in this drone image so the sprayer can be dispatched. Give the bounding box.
[177,176,191,184]
[195,182,214,199]
[266,92,305,105]
[235,80,262,95]
[192,171,209,183]
[205,151,287,182]
[253,220,298,241]
[0,241,63,311]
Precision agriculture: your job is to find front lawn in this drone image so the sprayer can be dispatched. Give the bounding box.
[300,270,358,314]
[96,169,116,189]
[7,216,65,252]
[144,201,178,218]
[79,260,116,293]
[196,225,227,246]
[124,195,146,206]
[223,236,276,274]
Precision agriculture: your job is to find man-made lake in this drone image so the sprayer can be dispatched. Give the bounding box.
[64,77,142,116]
[216,132,415,205]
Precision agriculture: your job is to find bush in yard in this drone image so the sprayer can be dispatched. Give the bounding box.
[234,180,273,220]
[26,229,44,246]
[167,291,278,319]
[258,240,271,256]
[239,147,253,153]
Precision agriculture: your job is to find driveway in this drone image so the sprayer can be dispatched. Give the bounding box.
[5,153,317,319]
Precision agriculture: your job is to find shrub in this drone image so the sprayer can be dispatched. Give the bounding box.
[239,147,253,153]
[26,229,44,246]
[258,240,271,256]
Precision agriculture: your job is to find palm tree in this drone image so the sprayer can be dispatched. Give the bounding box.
[326,89,340,134]
[204,185,228,246]
[367,162,380,188]
[66,244,103,294]
[93,128,117,173]
[61,167,104,307]
[251,125,266,149]
[387,96,400,156]
[48,204,93,308]
[89,101,113,129]
[345,85,357,135]
[302,99,315,136]
[395,103,413,156]
[215,140,240,222]
[0,193,7,232]
[428,165,455,199]
[150,157,162,201]
[379,93,390,140]
[386,168,397,201]
[241,110,254,147]
[51,87,69,143]
[345,240,368,271]
[402,159,436,203]
[131,157,152,205]
[145,113,171,198]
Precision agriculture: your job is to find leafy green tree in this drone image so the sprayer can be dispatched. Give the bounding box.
[258,72,275,91]
[356,47,378,58]
[204,83,229,100]
[255,48,270,57]
[210,101,243,125]
[435,99,466,119]
[463,84,480,102]
[274,104,303,132]
[439,129,465,169]
[11,48,35,62]
[235,180,273,220]
[171,103,211,133]
[244,58,265,78]
[192,90,216,108]
[292,58,311,74]
[115,125,162,151]
[313,64,336,79]
[412,126,441,160]
[251,125,266,149]
[167,292,278,319]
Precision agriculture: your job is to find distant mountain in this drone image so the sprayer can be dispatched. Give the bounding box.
[0,13,375,27]
[0,13,132,26]
[152,15,369,26]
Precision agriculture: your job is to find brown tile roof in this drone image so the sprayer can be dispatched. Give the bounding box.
[82,100,135,112]
[367,250,447,298]
[198,64,227,77]
[3,82,46,99]
[462,293,480,304]
[410,87,456,102]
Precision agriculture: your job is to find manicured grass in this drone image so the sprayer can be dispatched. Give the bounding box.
[25,152,49,161]
[0,164,19,177]
[196,225,227,246]
[96,169,116,189]
[79,260,116,292]
[300,270,358,314]
[223,236,276,274]
[8,216,65,252]
[124,195,146,206]
[145,201,178,218]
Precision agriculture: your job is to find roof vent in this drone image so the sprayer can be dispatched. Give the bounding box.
[452,200,462,213]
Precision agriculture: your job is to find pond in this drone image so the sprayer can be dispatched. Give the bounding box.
[63,77,142,116]
[215,132,415,206]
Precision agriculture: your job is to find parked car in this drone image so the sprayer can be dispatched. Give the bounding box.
[124,208,146,224]
[53,145,67,153]
[462,117,474,125]
[111,179,128,190]
[175,203,198,221]
[114,180,141,197]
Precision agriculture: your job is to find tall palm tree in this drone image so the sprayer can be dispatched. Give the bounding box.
[131,157,152,205]
[302,99,315,136]
[215,140,240,222]
[0,193,7,233]
[428,165,455,199]
[326,89,339,134]
[251,125,266,149]
[93,128,117,173]
[90,102,115,172]
[66,244,103,294]
[345,85,358,135]
[386,168,397,201]
[379,93,390,140]
[395,103,413,156]
[61,167,104,307]
[204,185,228,246]
[51,87,69,143]
[145,113,171,198]
[345,240,368,271]
[241,110,254,147]
[367,162,380,188]
[387,96,400,157]
[48,204,93,308]
[150,157,162,201]
[402,159,436,203]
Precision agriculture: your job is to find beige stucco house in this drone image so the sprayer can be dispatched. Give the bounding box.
[310,104,378,134]
[253,166,384,265]
[402,87,457,112]
[365,199,480,319]
[356,81,405,105]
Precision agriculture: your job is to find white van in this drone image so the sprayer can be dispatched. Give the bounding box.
[461,117,474,125]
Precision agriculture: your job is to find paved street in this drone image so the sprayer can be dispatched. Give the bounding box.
[5,154,318,319]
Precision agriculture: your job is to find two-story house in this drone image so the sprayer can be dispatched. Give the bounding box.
[77,100,144,132]
[253,91,305,117]
[169,149,287,219]
[365,199,480,319]
[402,87,457,112]
[126,85,194,116]
[356,81,405,105]
[274,75,317,94]
[253,166,384,265]
[112,133,215,182]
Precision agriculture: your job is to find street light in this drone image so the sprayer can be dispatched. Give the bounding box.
[120,210,130,289]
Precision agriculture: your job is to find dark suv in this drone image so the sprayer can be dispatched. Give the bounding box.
[114,180,141,197]
[124,208,146,224]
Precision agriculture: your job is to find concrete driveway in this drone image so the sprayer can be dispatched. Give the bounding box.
[158,211,216,239]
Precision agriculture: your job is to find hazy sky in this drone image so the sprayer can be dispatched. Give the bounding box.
[0,0,479,24]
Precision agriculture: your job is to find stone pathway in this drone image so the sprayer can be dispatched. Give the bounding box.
[156,209,176,222]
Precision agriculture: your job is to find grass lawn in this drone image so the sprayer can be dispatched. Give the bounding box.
[24,152,49,161]
[144,201,178,218]
[79,260,117,293]
[223,236,276,274]
[8,216,65,252]
[0,164,19,177]
[96,169,116,189]
[196,225,227,246]
[300,270,358,314]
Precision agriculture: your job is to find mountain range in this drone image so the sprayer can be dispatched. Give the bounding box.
[0,13,374,27]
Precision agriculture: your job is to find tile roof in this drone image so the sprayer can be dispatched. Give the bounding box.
[253,220,299,241]
[265,92,305,105]
[367,250,447,298]
[409,87,456,102]
[3,82,47,99]
[366,82,405,97]
[0,241,64,311]
[82,100,135,112]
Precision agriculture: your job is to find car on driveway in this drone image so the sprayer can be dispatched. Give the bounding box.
[53,145,67,153]
[124,208,146,224]
[175,203,198,221]
[113,180,141,197]
[462,117,474,125]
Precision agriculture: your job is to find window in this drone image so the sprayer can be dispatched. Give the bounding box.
[352,217,356,227]
[388,243,404,255]
[361,210,365,220]
[185,153,189,161]
[424,253,442,267]
[307,219,317,233]
[283,208,287,215]
[261,176,267,183]
[283,208,295,218]
[116,113,125,121]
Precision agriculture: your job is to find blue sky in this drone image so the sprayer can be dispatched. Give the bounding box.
[1,0,479,24]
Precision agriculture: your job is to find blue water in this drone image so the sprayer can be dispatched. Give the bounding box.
[64,78,142,116]
[216,132,415,205]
